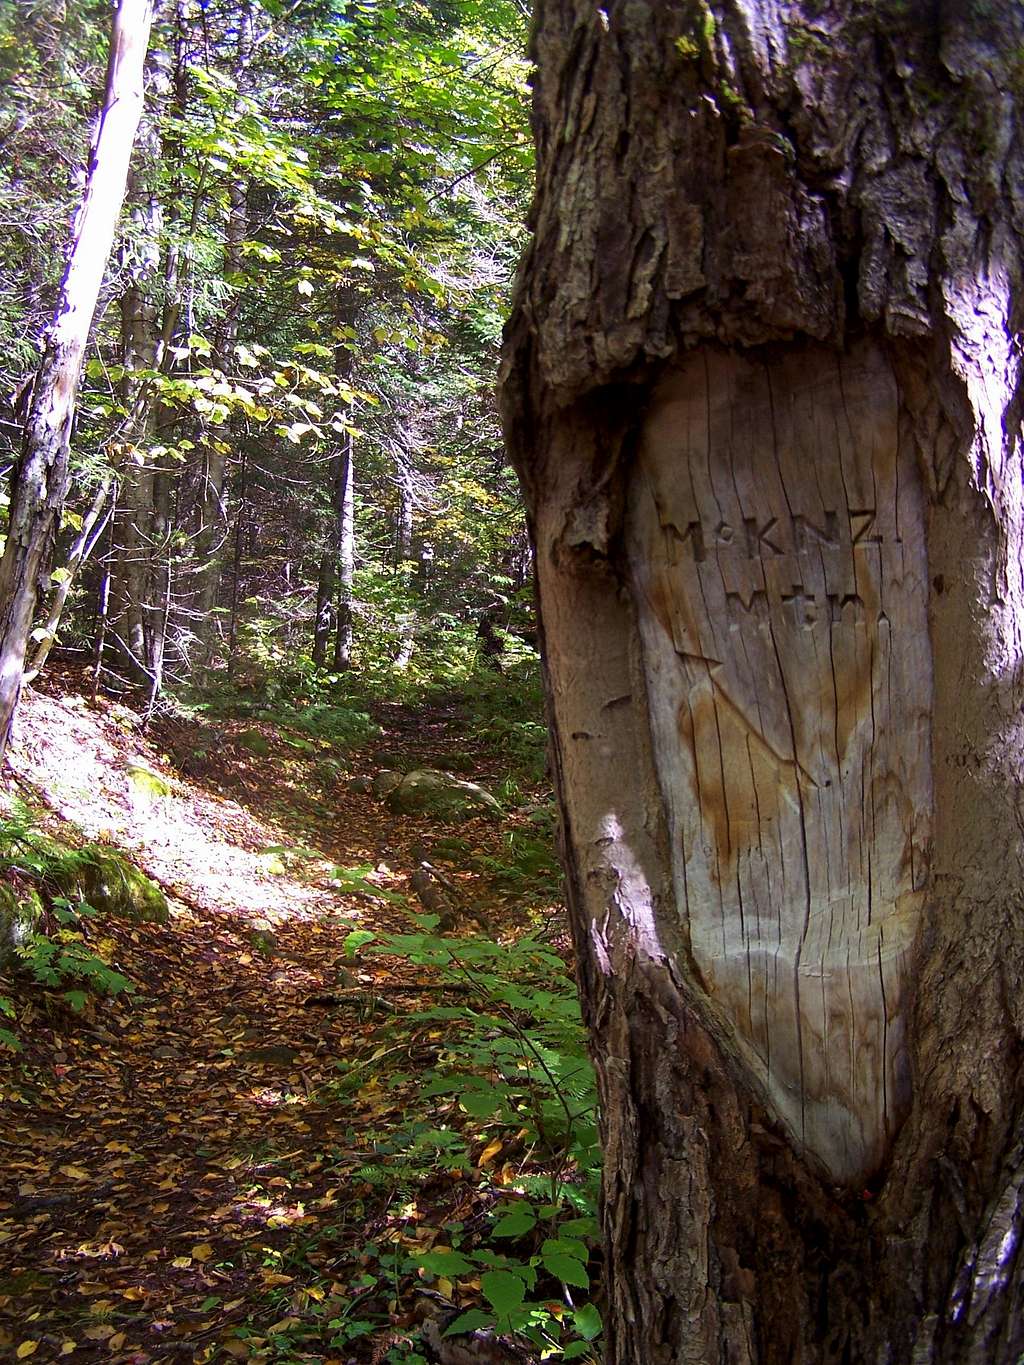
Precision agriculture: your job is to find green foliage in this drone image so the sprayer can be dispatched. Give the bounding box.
[462,648,548,786]
[0,804,134,1047]
[371,912,602,1358]
[472,826,561,903]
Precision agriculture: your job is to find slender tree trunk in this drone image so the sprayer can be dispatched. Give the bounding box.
[501,3,1024,1361]
[226,446,247,675]
[194,177,246,652]
[332,435,355,670]
[24,475,112,682]
[312,551,334,668]
[107,27,186,696]
[395,456,414,565]
[92,480,119,700]
[0,0,153,760]
[327,334,357,672]
[195,6,252,656]
[110,268,159,685]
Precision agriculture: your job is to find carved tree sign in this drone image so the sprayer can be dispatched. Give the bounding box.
[502,2,1024,1361]
[633,342,931,1181]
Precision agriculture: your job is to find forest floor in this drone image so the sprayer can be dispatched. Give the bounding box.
[0,674,571,1365]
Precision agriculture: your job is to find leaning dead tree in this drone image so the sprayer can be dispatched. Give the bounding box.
[0,0,154,761]
[502,1,1024,1361]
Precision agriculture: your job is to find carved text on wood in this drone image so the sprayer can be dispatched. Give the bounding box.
[628,344,932,1181]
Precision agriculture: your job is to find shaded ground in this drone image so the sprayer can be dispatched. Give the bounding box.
[0,680,559,1363]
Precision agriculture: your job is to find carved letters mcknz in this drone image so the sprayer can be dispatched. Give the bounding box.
[628,343,932,1181]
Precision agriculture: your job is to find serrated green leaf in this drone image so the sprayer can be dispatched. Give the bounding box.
[492,1208,536,1238]
[543,1236,588,1261]
[416,1250,475,1276]
[481,1269,526,1315]
[461,1087,503,1118]
[573,1303,602,1340]
[541,1251,589,1289]
[443,1308,493,1338]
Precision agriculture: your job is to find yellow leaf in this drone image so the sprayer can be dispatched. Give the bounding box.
[191,1243,214,1262]
[121,1288,145,1301]
[221,1341,249,1360]
[437,1276,454,1300]
[58,1165,90,1180]
[477,1138,503,1169]
[259,1272,293,1287]
[84,1325,114,1341]
[16,1344,38,1359]
[108,1332,126,1349]
[304,1285,325,1302]
[60,1345,76,1356]
[171,1256,192,1269]
[267,1317,299,1334]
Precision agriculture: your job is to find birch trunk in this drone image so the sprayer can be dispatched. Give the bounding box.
[332,434,355,671]
[0,0,154,760]
[331,337,356,672]
[501,3,1024,1360]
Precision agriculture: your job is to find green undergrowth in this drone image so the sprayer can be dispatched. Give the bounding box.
[176,588,546,783]
[380,915,601,1356]
[225,892,601,1363]
[0,802,134,1049]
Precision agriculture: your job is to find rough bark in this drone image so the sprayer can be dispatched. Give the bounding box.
[500,2,1024,1361]
[0,0,154,760]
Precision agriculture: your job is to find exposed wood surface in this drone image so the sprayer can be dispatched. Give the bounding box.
[628,341,930,1179]
[501,0,1024,1358]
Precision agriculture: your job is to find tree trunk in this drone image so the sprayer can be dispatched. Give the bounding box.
[330,333,357,672]
[195,4,252,657]
[332,435,355,671]
[194,177,246,658]
[396,456,414,566]
[0,0,153,760]
[226,446,247,675]
[312,550,334,669]
[107,31,183,696]
[24,474,112,682]
[500,3,1024,1361]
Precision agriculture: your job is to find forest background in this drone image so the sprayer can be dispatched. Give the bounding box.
[0,5,610,1364]
[0,0,535,711]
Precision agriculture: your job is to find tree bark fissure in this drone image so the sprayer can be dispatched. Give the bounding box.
[501,2,1024,1360]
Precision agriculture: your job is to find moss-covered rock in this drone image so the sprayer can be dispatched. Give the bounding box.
[55,847,170,925]
[0,883,43,968]
[127,762,174,805]
[386,769,502,822]
[237,729,272,757]
[371,769,403,797]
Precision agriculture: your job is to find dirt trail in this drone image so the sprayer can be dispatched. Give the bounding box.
[0,684,535,1363]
